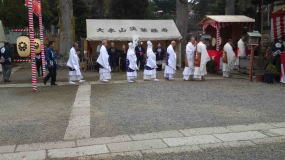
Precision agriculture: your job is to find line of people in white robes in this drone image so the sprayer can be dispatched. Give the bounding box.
[66,36,247,84]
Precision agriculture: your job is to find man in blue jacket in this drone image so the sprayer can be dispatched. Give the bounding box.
[0,42,12,82]
[44,41,58,86]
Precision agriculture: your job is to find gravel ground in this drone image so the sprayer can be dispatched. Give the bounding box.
[91,79,285,138]
[0,86,77,146]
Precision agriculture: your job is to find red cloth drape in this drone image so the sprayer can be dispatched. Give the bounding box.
[207,50,222,70]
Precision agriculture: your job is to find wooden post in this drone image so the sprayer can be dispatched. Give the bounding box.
[249,45,254,81]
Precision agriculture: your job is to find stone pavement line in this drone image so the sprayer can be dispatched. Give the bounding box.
[64,84,91,140]
[1,122,285,160]
[0,76,226,88]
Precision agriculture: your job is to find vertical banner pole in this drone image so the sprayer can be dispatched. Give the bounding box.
[28,0,38,91]
[249,46,254,82]
[38,0,46,76]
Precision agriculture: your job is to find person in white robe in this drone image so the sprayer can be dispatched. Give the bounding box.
[164,41,177,80]
[183,37,196,81]
[223,39,236,78]
[236,35,246,67]
[126,42,139,83]
[144,41,158,81]
[194,38,211,80]
[67,42,85,84]
[97,40,111,82]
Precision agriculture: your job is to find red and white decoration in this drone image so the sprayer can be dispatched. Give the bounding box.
[271,13,285,40]
[11,29,30,32]
[27,0,38,91]
[281,52,285,83]
[14,59,31,62]
[202,22,253,51]
[25,0,41,16]
[37,0,46,77]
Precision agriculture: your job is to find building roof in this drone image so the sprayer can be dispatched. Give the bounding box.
[200,15,255,24]
[273,5,285,14]
[86,19,182,41]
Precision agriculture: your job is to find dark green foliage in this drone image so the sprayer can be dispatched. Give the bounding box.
[73,0,88,39]
[109,0,149,19]
[0,0,28,29]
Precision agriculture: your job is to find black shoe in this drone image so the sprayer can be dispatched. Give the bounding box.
[51,83,58,86]
[4,80,11,83]
[43,79,47,85]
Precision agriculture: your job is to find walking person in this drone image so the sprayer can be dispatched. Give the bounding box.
[97,40,111,82]
[194,37,211,81]
[144,41,158,81]
[67,42,85,84]
[35,54,42,77]
[154,43,165,71]
[0,42,12,82]
[223,39,236,78]
[108,42,119,72]
[183,37,196,81]
[164,41,177,80]
[44,41,58,86]
[126,42,139,83]
[135,41,146,70]
[236,35,247,67]
[119,44,128,72]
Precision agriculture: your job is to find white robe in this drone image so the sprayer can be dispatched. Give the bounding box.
[238,39,246,57]
[183,42,196,80]
[223,43,236,77]
[126,44,138,80]
[236,39,246,66]
[97,45,111,81]
[67,47,83,81]
[164,45,177,78]
[144,44,157,79]
[194,42,210,79]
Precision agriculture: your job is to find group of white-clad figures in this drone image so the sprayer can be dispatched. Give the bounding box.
[66,35,246,84]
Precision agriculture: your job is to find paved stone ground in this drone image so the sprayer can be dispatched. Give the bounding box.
[78,142,285,160]
[91,79,285,138]
[0,86,77,146]
[1,121,285,160]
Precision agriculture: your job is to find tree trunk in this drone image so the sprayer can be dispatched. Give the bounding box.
[176,0,188,68]
[59,0,74,56]
[225,0,236,15]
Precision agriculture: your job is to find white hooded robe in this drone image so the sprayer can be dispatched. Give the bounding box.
[194,41,210,79]
[236,39,246,66]
[126,42,138,80]
[97,45,111,81]
[67,47,83,81]
[223,42,236,77]
[183,42,196,80]
[144,41,157,79]
[164,44,177,78]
